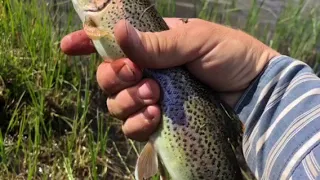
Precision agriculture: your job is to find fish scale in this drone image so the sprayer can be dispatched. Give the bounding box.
[71,0,245,179]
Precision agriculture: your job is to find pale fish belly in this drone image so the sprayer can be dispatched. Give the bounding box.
[92,38,124,60]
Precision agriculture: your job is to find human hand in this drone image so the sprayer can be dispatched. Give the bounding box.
[61,18,280,141]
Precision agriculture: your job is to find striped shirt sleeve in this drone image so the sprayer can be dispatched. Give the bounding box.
[234,55,320,180]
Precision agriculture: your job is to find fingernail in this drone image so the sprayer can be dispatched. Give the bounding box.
[138,82,153,100]
[118,63,136,82]
[144,106,159,121]
[144,108,155,121]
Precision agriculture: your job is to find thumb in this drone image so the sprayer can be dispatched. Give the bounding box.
[114,19,218,69]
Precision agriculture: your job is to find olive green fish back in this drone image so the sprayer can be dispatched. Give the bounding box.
[95,0,245,179]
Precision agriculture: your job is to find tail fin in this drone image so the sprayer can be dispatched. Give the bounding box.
[219,101,256,180]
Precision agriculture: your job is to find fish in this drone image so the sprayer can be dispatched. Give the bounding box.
[71,0,246,179]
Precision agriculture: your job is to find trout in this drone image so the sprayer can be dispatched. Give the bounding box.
[71,0,246,179]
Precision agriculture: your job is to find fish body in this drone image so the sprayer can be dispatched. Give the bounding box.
[71,0,244,179]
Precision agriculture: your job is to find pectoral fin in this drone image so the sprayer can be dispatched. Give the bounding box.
[135,142,159,180]
[83,16,114,41]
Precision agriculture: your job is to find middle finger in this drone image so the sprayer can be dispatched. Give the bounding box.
[107,79,160,120]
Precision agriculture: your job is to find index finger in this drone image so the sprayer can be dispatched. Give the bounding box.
[60,30,96,56]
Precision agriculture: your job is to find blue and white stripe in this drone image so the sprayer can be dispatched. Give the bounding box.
[235,55,320,179]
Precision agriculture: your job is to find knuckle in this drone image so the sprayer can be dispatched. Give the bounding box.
[96,63,115,92]
[141,32,163,65]
[143,79,161,103]
[121,105,161,141]
[106,97,126,120]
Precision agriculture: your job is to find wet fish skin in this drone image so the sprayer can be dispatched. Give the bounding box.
[71,0,243,179]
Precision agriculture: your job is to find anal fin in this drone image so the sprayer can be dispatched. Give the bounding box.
[135,142,159,180]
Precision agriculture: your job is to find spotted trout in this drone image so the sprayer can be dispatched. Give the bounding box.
[71,0,246,179]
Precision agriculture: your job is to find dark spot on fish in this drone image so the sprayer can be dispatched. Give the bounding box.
[193,149,197,155]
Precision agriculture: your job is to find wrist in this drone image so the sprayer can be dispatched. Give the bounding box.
[255,48,280,77]
[238,43,280,91]
[222,48,280,108]
[219,91,246,108]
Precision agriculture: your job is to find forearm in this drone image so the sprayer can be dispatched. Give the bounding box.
[235,55,320,179]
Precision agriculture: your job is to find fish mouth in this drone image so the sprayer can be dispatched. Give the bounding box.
[83,0,111,12]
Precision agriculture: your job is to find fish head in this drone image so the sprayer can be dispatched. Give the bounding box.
[72,0,118,36]
[71,0,127,60]
[71,0,168,60]
[71,0,109,17]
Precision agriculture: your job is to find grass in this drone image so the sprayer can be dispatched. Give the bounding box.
[0,0,319,179]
